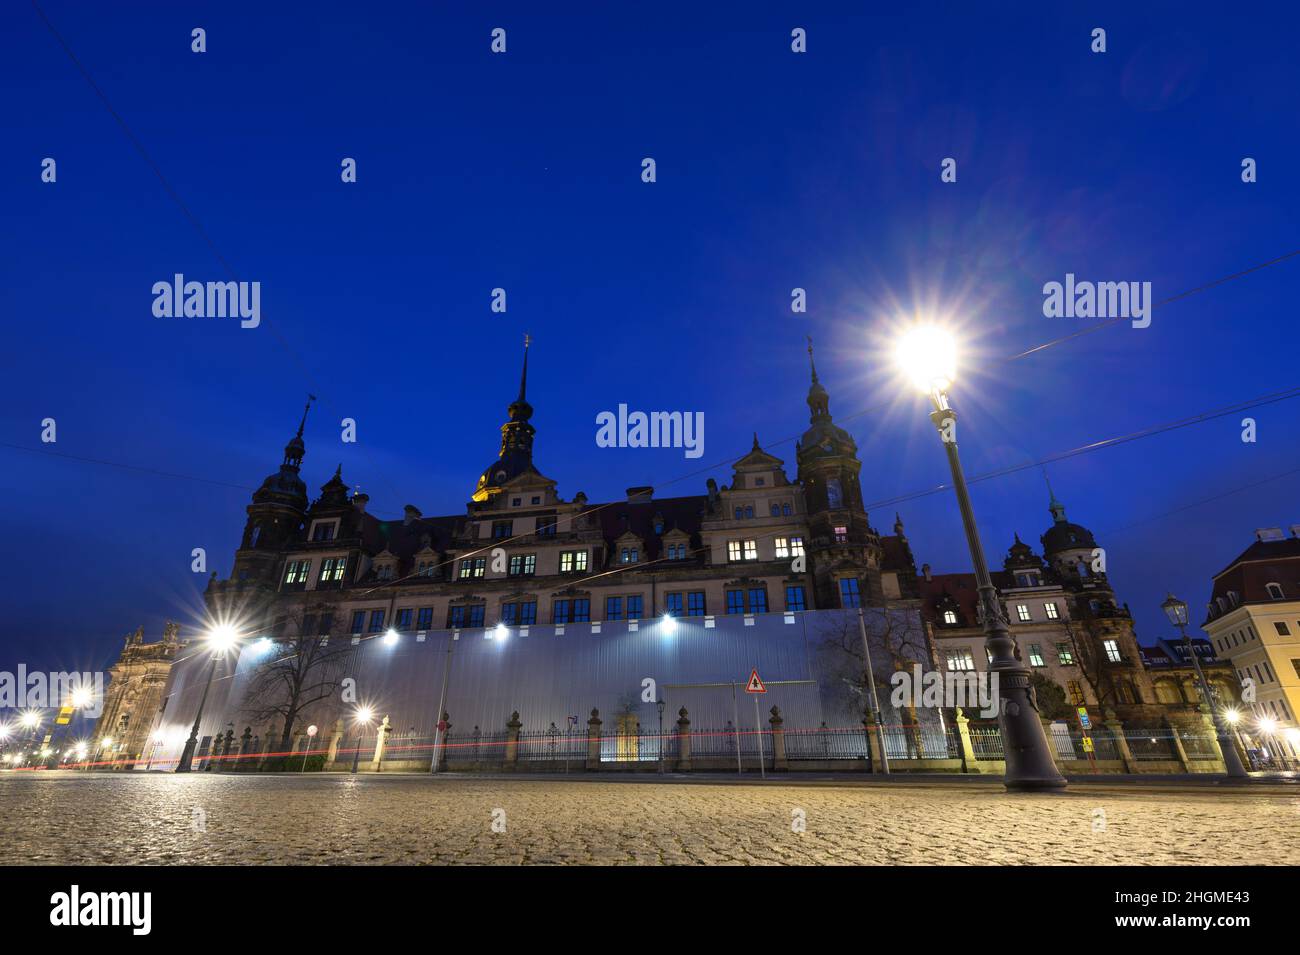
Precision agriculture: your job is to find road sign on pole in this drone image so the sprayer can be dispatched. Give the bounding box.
[746,669,767,693]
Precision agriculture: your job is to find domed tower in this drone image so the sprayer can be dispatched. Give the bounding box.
[795,339,886,607]
[1039,476,1103,587]
[472,335,552,503]
[229,398,315,587]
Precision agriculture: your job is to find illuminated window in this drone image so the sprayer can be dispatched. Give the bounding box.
[284,560,311,585]
[1104,639,1121,663]
[1016,604,1031,622]
[319,557,346,582]
[1044,602,1059,619]
[945,649,975,672]
[1028,644,1045,667]
[834,525,848,543]
[459,558,486,579]
[1056,643,1075,665]
[942,610,958,625]
[560,550,587,573]
[1067,681,1085,705]
[508,554,536,577]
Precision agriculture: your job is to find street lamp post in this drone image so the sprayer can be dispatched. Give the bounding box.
[1161,593,1248,778]
[176,625,239,773]
[656,698,667,774]
[897,327,1067,792]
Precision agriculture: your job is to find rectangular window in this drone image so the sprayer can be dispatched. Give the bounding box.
[774,537,790,558]
[727,540,742,561]
[459,557,486,579]
[1104,639,1121,663]
[368,610,385,633]
[468,605,484,628]
[319,557,347,582]
[834,525,848,543]
[687,592,706,616]
[665,592,684,615]
[417,607,433,631]
[1275,621,1291,636]
[508,553,537,577]
[945,648,975,672]
[554,599,590,624]
[519,601,536,625]
[1016,604,1031,622]
[743,540,757,560]
[606,597,623,621]
[726,591,745,614]
[492,521,513,540]
[284,560,311,585]
[396,608,414,632]
[1028,644,1045,667]
[748,588,768,614]
[1056,643,1075,665]
[785,586,806,612]
[572,599,590,622]
[620,547,639,564]
[627,595,644,620]
[448,606,466,629]
[1067,681,1085,705]
[350,610,366,634]
[839,578,861,609]
[1044,602,1059,620]
[502,602,519,625]
[560,550,588,573]
[311,521,337,542]
[536,517,557,538]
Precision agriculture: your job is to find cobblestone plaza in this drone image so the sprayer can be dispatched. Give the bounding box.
[3,772,1296,866]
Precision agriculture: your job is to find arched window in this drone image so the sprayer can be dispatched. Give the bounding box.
[942,610,958,625]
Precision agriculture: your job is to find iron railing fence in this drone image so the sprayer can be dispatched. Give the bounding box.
[517,728,589,762]
[967,722,1006,760]
[380,732,436,762]
[881,723,960,760]
[783,724,871,760]
[443,730,508,763]
[1125,730,1181,761]
[1177,732,1221,761]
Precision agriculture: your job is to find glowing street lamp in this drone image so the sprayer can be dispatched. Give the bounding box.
[383,628,400,647]
[351,707,375,774]
[1161,593,1247,778]
[895,325,1065,791]
[176,623,243,773]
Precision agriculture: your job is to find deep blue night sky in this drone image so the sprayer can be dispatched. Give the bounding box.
[3,2,1298,678]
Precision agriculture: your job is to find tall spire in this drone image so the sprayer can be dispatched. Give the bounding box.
[1043,469,1066,523]
[805,336,830,420]
[297,394,316,439]
[518,334,530,402]
[283,394,315,468]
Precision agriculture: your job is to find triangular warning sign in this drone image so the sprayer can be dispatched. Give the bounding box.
[745,668,767,693]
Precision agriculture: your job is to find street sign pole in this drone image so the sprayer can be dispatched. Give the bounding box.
[753,693,765,779]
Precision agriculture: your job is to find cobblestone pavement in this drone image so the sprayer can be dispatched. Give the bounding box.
[2,772,1296,865]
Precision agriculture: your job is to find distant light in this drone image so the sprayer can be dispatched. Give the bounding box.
[0,725,10,741]
[74,742,88,757]
[1223,708,1240,725]
[895,325,957,394]
[20,711,40,729]
[1258,717,1278,734]
[355,706,374,725]
[70,686,94,708]
[494,622,508,641]
[383,629,399,647]
[101,737,113,749]
[306,724,318,737]
[661,613,677,634]
[208,624,239,653]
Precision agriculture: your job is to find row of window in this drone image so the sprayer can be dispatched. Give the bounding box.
[732,502,794,520]
[944,639,1120,671]
[940,601,1061,626]
[284,558,348,587]
[339,585,815,634]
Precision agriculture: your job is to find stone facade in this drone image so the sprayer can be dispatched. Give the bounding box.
[93,623,182,768]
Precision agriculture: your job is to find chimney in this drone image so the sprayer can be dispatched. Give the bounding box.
[404,504,422,525]
[353,493,369,514]
[1255,527,1284,542]
[921,563,932,582]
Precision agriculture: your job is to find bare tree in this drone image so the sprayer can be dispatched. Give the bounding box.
[813,607,933,720]
[240,607,354,751]
[1062,620,1120,713]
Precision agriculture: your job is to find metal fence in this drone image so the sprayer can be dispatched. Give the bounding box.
[1125,730,1181,761]
[518,728,589,763]
[967,722,1005,760]
[784,724,870,760]
[1177,732,1221,761]
[882,723,960,760]
[443,729,508,764]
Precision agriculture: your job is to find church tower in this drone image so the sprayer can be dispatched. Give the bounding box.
[795,340,886,607]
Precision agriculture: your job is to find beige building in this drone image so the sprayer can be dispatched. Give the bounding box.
[1202,527,1300,766]
[93,622,182,768]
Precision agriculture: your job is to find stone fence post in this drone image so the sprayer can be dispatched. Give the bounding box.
[503,711,522,770]
[586,709,602,770]
[1167,717,1192,773]
[675,707,691,772]
[237,727,253,771]
[371,715,391,772]
[769,706,788,772]
[954,707,980,774]
[325,718,344,766]
[1104,714,1137,773]
[863,708,887,774]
